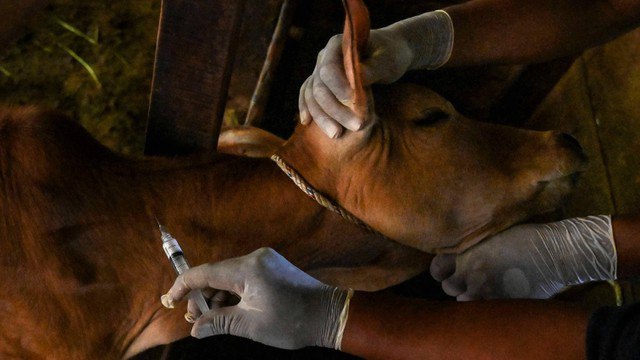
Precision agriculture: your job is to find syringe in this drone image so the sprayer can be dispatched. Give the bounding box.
[157,220,210,315]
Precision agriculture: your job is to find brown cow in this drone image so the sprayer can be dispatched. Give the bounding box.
[0,86,584,358]
[0,2,585,358]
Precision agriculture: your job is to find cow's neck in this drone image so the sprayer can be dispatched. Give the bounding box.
[275,134,341,202]
[144,155,337,262]
[275,121,378,210]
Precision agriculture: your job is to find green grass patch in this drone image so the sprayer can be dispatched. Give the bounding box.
[0,0,160,155]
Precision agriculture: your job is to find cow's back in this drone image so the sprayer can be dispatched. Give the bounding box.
[0,108,156,359]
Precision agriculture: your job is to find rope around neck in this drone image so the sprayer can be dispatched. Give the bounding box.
[270,154,385,237]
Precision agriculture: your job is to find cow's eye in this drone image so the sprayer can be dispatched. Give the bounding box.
[415,108,449,126]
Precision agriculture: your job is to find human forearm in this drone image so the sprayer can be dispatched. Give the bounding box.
[442,0,640,66]
[342,292,589,360]
[612,214,640,278]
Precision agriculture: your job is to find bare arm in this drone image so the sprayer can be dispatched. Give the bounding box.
[612,214,640,278]
[445,0,640,66]
[342,293,590,360]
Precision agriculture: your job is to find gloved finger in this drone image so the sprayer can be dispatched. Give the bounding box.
[304,76,343,138]
[191,306,237,339]
[317,35,353,106]
[184,312,197,324]
[361,52,403,85]
[187,288,223,323]
[187,294,200,319]
[361,58,387,85]
[165,260,245,305]
[299,77,311,125]
[360,62,377,86]
[441,272,467,297]
[184,288,218,321]
[455,272,488,301]
[312,75,362,131]
[300,48,326,126]
[187,290,227,318]
[429,254,457,281]
[499,267,536,299]
[455,293,478,302]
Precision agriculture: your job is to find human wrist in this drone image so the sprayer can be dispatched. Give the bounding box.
[611,214,640,277]
[385,10,454,70]
[541,215,617,286]
[316,286,354,349]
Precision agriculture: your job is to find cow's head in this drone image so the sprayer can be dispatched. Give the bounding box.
[275,0,586,253]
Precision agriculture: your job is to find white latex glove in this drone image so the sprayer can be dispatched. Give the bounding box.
[299,10,454,138]
[161,248,353,350]
[430,215,617,300]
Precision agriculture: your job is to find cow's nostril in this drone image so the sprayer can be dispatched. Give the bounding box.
[558,133,583,154]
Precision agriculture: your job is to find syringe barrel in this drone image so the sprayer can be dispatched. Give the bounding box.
[159,226,210,314]
[162,238,190,275]
[170,253,190,275]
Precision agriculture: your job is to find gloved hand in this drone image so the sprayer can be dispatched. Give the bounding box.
[161,247,353,350]
[430,215,617,300]
[299,10,454,138]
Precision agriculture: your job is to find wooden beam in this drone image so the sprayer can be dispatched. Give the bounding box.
[145,0,246,156]
[244,0,297,127]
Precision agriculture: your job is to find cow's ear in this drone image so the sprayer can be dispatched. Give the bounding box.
[217,126,285,158]
[342,0,370,118]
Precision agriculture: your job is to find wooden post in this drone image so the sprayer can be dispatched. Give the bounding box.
[244,0,297,127]
[145,0,246,156]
